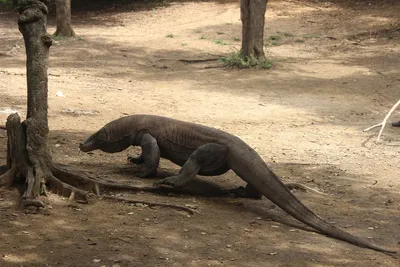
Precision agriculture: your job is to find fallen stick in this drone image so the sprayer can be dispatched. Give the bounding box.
[286,183,326,195]
[363,99,400,142]
[178,58,220,63]
[101,195,196,215]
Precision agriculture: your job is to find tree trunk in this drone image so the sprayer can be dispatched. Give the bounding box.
[54,0,75,37]
[15,0,52,206]
[240,0,268,60]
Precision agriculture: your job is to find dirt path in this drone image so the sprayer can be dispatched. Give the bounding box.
[0,0,399,266]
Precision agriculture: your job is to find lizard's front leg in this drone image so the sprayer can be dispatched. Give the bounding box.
[129,133,160,178]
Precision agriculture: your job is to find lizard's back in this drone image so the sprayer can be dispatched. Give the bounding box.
[134,115,241,165]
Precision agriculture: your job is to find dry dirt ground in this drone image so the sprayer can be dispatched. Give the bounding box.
[0,0,400,266]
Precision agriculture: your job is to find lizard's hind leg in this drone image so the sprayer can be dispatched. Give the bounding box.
[154,143,229,188]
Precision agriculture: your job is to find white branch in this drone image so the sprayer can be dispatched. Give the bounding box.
[363,99,400,142]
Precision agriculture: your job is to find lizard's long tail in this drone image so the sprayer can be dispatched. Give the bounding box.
[230,149,398,254]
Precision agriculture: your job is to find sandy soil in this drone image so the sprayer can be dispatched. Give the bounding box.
[0,0,399,266]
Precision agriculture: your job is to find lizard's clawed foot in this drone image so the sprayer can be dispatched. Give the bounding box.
[223,186,263,199]
[153,176,187,189]
[134,170,157,178]
[127,155,143,165]
[223,186,246,198]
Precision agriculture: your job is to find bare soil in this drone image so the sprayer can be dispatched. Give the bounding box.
[0,0,399,266]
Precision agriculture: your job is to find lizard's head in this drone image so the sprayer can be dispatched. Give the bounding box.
[79,128,107,152]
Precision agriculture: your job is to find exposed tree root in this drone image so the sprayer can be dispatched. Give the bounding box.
[204,65,225,69]
[53,28,76,37]
[1,113,95,207]
[178,58,220,63]
[363,99,400,142]
[0,167,16,187]
[286,182,327,195]
[101,195,196,215]
[46,174,90,202]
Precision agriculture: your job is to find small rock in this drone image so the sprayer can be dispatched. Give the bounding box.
[110,245,120,252]
[226,244,232,248]
[201,232,206,235]
[269,252,278,255]
[56,91,65,97]
[92,259,101,263]
[185,204,198,209]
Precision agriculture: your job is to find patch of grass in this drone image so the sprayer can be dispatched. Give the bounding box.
[261,61,273,69]
[271,41,280,46]
[77,36,85,41]
[385,35,393,40]
[295,39,305,43]
[232,37,240,42]
[0,0,13,5]
[217,31,224,35]
[214,39,227,45]
[193,30,202,33]
[269,35,282,41]
[220,52,272,70]
[303,34,320,39]
[282,32,295,37]
[165,33,174,38]
[200,36,207,39]
[181,43,188,46]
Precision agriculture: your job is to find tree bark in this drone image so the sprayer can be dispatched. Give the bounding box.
[240,0,268,60]
[54,0,75,37]
[14,0,53,206]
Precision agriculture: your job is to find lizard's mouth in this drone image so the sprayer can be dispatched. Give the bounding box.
[79,136,97,152]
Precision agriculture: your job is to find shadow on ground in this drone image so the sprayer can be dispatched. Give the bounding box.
[0,128,399,266]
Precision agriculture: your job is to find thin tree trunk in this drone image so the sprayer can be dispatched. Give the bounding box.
[15,0,53,206]
[54,0,75,37]
[240,0,268,60]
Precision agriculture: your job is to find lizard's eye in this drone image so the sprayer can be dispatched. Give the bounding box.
[94,128,107,143]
